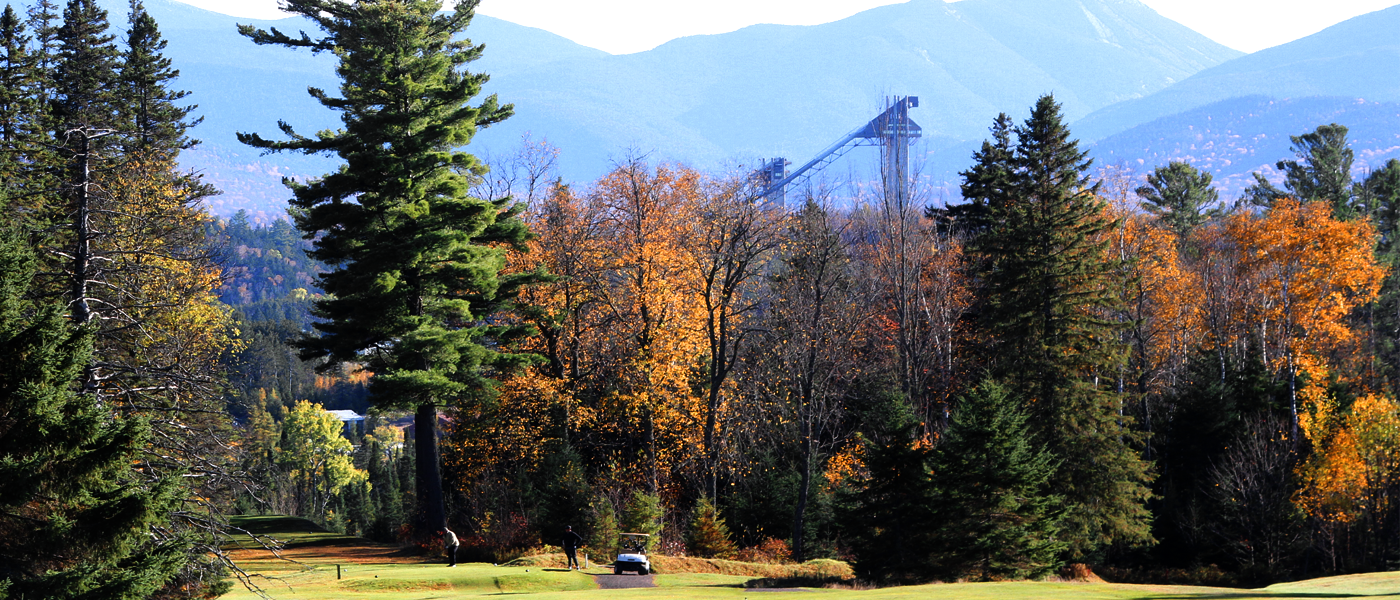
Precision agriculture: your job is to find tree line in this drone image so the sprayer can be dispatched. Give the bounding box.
[218,0,1400,585]
[0,0,243,596]
[418,107,1399,583]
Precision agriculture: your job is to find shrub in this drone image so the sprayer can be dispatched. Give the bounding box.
[736,537,792,564]
[621,490,663,539]
[686,498,738,559]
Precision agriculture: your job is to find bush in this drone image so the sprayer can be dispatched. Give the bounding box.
[621,490,663,539]
[736,537,793,564]
[586,494,620,558]
[686,498,738,559]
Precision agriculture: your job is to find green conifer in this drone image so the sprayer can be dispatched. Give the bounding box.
[686,498,737,559]
[962,95,1153,558]
[238,0,541,538]
[586,495,621,558]
[930,380,1065,580]
[0,227,188,598]
[842,422,940,584]
[1242,123,1359,218]
[1135,161,1220,239]
[620,490,664,540]
[51,0,118,131]
[117,0,199,155]
[0,6,39,147]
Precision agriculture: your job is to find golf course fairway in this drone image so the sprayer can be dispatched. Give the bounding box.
[221,516,1400,599]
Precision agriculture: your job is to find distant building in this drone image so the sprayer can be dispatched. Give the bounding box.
[325,409,365,437]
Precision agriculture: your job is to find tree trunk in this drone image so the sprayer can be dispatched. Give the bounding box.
[70,132,92,326]
[415,403,446,533]
[704,377,720,500]
[792,417,812,562]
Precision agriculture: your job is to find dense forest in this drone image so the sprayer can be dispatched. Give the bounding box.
[5,0,1400,597]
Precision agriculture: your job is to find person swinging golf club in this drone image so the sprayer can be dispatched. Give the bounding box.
[442,526,459,567]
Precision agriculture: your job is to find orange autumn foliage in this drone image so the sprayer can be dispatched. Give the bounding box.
[1296,392,1400,524]
[1108,208,1205,396]
[1223,199,1383,381]
[1215,199,1388,525]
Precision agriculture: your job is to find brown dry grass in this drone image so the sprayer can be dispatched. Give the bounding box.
[505,552,853,581]
[225,543,423,566]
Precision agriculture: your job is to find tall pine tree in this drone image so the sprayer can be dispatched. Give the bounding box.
[0,5,42,180]
[238,0,539,537]
[1134,160,1219,240]
[1242,123,1358,218]
[46,0,120,327]
[117,0,198,155]
[961,95,1153,558]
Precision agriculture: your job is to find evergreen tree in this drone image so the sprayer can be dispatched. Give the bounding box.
[0,4,42,183]
[1151,348,1282,568]
[841,421,940,584]
[51,0,118,132]
[25,0,59,77]
[45,0,120,329]
[1360,160,1400,391]
[1242,123,1358,218]
[620,490,663,539]
[685,498,738,559]
[0,227,190,599]
[1135,161,1219,239]
[933,112,1013,236]
[10,0,60,212]
[238,0,538,537]
[929,380,1064,581]
[586,495,620,558]
[961,95,1153,557]
[117,0,199,155]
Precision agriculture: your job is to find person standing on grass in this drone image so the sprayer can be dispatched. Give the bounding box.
[563,526,584,570]
[443,526,460,567]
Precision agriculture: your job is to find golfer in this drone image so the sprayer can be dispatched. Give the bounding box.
[443,526,460,567]
[563,525,584,570]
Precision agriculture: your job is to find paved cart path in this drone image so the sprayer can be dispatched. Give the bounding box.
[592,573,656,589]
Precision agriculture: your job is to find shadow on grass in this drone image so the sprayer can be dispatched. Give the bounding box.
[226,514,420,559]
[1139,594,1400,599]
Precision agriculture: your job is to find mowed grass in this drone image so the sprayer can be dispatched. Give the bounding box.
[221,516,1400,599]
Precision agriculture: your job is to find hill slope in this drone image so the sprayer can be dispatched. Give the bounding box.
[1074,4,1400,141]
[102,0,605,220]
[1088,96,1400,200]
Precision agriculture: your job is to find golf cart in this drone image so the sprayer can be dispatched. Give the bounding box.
[613,533,651,575]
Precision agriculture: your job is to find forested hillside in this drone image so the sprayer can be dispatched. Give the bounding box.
[8,0,1400,597]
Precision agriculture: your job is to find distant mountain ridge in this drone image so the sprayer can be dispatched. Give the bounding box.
[100,0,1240,217]
[1074,4,1400,142]
[469,0,1241,181]
[1088,96,1400,201]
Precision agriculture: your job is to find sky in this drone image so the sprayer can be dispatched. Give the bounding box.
[180,0,1400,55]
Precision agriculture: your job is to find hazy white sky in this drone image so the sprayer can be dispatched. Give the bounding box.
[181,0,1400,54]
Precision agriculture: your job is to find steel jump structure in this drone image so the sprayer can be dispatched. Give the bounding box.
[757,96,921,206]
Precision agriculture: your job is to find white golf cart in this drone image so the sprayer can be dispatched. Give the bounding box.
[613,533,651,575]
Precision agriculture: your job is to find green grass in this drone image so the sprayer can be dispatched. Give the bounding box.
[220,517,1400,599]
[222,564,1400,600]
[227,515,363,550]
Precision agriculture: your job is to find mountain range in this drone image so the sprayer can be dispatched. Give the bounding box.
[90,0,1400,218]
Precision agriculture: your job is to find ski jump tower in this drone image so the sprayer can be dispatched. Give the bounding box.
[757,96,921,206]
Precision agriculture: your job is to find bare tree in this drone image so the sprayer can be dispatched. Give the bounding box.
[766,192,865,560]
[685,172,782,500]
[1207,414,1305,576]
